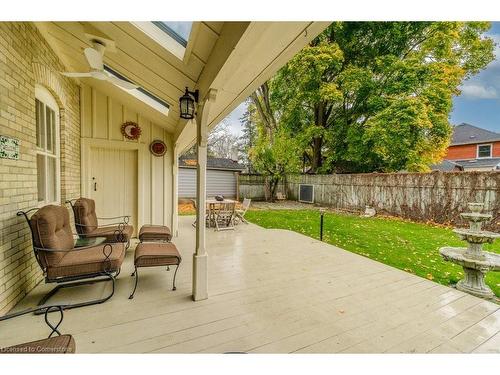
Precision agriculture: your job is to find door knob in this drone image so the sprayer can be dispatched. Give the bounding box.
[92,177,97,191]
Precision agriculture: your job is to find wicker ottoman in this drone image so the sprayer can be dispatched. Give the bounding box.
[138,225,172,242]
[129,242,181,299]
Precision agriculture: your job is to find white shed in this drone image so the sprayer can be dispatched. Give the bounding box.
[178,156,245,199]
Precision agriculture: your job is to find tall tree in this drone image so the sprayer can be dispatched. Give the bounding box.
[269,22,494,173]
[250,128,301,201]
[237,102,258,172]
[207,120,239,159]
[248,85,301,200]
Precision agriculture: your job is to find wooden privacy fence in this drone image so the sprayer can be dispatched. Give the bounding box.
[239,172,500,230]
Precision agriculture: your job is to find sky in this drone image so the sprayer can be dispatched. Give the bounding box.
[223,22,500,138]
[450,22,500,133]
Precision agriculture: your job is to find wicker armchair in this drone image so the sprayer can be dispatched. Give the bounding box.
[17,205,125,311]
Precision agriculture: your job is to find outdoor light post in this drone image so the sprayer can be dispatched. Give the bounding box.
[319,208,326,241]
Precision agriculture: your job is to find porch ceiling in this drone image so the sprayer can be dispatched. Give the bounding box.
[34,21,329,143]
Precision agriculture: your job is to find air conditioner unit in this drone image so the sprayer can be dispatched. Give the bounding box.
[298,184,314,203]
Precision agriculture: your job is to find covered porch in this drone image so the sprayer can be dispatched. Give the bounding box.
[0,20,328,316]
[1,216,499,353]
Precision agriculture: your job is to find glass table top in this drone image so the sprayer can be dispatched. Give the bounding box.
[73,236,107,248]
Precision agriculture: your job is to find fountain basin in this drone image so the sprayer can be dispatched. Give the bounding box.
[453,229,500,244]
[460,212,492,222]
[439,247,500,271]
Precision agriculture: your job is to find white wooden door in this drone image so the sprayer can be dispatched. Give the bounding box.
[89,147,138,235]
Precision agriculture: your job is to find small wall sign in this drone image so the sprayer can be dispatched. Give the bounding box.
[0,135,20,160]
[149,140,167,157]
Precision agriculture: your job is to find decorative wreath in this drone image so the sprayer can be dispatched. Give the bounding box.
[149,140,167,157]
[121,121,142,140]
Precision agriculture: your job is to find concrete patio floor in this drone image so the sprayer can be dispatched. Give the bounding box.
[1,216,499,353]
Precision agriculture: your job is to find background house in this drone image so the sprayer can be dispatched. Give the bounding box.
[178,155,245,199]
[432,123,500,171]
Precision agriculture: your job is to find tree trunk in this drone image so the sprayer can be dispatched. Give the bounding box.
[269,177,279,202]
[250,82,277,142]
[311,136,323,173]
[310,102,326,173]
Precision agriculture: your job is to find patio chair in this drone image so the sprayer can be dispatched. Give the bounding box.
[234,198,251,224]
[0,305,75,354]
[191,199,210,228]
[17,205,125,311]
[67,198,134,249]
[214,202,236,231]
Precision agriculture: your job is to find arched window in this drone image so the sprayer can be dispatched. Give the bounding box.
[35,85,60,205]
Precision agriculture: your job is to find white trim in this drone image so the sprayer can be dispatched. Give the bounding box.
[35,85,60,207]
[476,143,492,159]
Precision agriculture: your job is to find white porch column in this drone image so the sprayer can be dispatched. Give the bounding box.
[192,89,217,301]
[171,144,179,237]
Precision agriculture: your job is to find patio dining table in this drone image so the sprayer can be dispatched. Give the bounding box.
[205,198,237,228]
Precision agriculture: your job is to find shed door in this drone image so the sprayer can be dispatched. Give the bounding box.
[178,168,237,198]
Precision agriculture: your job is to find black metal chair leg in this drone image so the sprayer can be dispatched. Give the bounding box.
[172,264,179,291]
[129,266,139,299]
[35,274,115,314]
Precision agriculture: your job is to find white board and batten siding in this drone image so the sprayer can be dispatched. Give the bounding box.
[80,84,174,231]
[179,168,238,198]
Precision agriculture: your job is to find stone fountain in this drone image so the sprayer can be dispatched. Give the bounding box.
[439,202,500,300]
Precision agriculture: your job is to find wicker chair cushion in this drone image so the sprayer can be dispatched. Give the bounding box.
[29,205,74,267]
[139,225,172,242]
[46,243,125,279]
[1,334,75,354]
[73,198,98,235]
[134,242,181,267]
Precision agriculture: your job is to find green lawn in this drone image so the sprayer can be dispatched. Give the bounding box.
[245,209,500,297]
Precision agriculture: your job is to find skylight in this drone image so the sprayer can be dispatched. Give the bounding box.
[152,22,192,47]
[103,65,170,116]
[132,22,193,60]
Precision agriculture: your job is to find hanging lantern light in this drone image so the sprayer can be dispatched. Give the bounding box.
[179,87,199,119]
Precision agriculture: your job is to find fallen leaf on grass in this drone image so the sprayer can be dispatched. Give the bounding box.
[426,274,434,280]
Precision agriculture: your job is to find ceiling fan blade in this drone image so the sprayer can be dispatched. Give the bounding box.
[61,72,93,78]
[84,47,104,70]
[107,75,139,90]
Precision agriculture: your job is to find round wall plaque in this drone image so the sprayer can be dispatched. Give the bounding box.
[121,121,142,140]
[149,140,167,157]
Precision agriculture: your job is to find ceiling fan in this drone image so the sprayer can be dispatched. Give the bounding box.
[61,40,138,90]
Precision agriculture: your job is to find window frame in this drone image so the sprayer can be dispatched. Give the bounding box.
[131,22,193,60]
[476,143,492,159]
[35,85,61,207]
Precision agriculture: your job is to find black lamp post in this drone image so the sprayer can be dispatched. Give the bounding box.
[179,87,199,119]
[319,208,326,241]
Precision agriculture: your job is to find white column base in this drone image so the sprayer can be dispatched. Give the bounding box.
[192,253,208,301]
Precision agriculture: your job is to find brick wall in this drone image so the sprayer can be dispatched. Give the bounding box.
[445,141,500,160]
[0,22,81,314]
